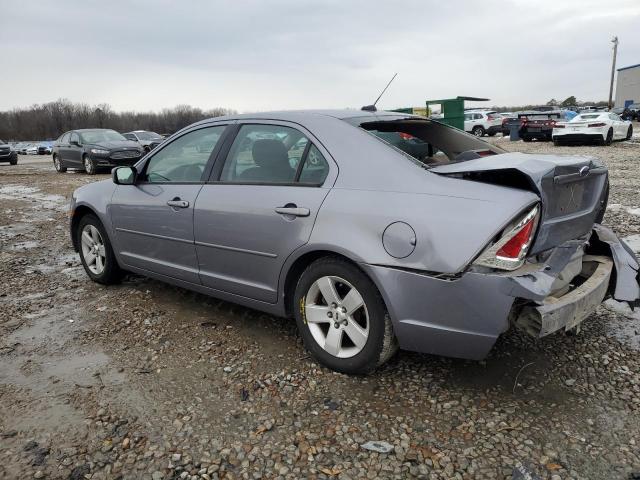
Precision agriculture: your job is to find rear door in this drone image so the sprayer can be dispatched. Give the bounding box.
[68,132,84,166]
[110,124,228,283]
[57,132,72,163]
[194,122,335,303]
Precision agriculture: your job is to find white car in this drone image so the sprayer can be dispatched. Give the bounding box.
[463,110,503,137]
[25,144,38,155]
[552,112,633,146]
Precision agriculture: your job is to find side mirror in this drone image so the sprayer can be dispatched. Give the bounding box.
[112,166,136,185]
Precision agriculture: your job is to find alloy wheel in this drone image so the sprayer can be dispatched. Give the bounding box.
[84,156,94,174]
[304,276,369,358]
[80,224,106,275]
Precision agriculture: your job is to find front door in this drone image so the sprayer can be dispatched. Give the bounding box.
[110,124,228,283]
[194,122,334,303]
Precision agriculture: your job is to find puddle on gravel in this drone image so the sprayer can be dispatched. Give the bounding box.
[604,299,640,351]
[0,184,66,211]
[9,240,39,250]
[623,234,640,254]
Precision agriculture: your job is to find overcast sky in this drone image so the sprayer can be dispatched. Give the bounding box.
[1,0,639,113]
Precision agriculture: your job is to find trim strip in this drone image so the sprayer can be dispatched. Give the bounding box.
[195,240,277,258]
[115,227,193,245]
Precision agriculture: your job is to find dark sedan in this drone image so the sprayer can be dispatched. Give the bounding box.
[0,140,18,165]
[52,129,144,175]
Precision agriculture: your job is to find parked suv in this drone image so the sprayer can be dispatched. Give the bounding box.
[123,130,164,152]
[464,110,503,137]
[0,140,18,165]
[52,129,143,175]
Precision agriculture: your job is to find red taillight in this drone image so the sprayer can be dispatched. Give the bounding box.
[398,132,415,140]
[472,205,540,271]
[588,122,606,128]
[496,217,536,260]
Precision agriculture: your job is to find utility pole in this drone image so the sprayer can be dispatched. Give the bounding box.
[608,36,618,109]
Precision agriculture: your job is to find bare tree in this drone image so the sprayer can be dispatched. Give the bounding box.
[0,99,236,141]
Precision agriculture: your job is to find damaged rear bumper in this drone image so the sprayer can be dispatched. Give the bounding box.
[514,255,613,337]
[362,224,639,360]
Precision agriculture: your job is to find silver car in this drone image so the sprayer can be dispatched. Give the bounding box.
[70,110,640,374]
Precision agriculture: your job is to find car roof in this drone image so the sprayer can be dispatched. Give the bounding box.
[193,109,416,125]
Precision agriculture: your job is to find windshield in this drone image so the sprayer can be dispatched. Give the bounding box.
[135,131,162,140]
[344,116,504,167]
[79,130,126,143]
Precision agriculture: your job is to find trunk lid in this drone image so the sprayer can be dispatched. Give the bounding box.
[430,152,609,254]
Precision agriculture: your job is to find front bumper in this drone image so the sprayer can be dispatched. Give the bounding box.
[362,225,639,360]
[91,155,141,167]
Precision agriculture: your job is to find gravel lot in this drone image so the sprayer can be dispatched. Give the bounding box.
[1,135,640,480]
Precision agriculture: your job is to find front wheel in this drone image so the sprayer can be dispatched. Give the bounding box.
[9,156,17,165]
[626,125,633,140]
[77,214,122,284]
[293,257,397,374]
[53,155,66,172]
[83,155,97,175]
[472,126,485,137]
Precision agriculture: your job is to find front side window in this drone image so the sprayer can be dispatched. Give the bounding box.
[144,125,225,183]
[70,132,79,144]
[220,124,314,184]
[60,132,70,143]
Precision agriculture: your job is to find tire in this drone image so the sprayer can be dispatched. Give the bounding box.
[83,154,97,175]
[626,125,633,141]
[487,131,496,137]
[9,156,17,165]
[293,257,397,374]
[53,155,66,173]
[604,128,613,146]
[472,126,485,137]
[553,138,561,146]
[77,214,122,285]
[522,136,532,142]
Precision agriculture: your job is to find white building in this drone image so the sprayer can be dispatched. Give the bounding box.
[615,63,640,108]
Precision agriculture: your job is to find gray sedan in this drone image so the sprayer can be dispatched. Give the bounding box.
[69,110,640,374]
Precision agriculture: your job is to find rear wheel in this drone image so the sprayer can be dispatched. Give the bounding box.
[522,136,532,142]
[9,156,17,165]
[77,214,122,284]
[293,257,397,374]
[553,138,561,146]
[53,155,66,173]
[604,128,613,146]
[472,126,485,137]
[626,125,633,140]
[83,154,97,175]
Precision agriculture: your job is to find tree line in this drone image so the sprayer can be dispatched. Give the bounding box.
[0,99,236,141]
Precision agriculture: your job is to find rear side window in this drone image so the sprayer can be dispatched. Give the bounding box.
[220,124,328,185]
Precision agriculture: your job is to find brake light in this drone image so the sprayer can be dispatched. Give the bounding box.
[496,218,536,260]
[588,122,606,128]
[472,205,539,271]
[398,132,415,140]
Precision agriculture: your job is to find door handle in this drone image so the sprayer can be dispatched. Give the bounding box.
[275,206,310,217]
[167,198,189,208]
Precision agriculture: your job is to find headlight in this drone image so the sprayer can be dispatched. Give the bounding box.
[90,148,110,155]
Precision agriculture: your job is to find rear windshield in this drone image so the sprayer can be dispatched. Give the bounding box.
[344,116,505,167]
[574,114,601,121]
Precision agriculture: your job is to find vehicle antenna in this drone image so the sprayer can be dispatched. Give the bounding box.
[362,73,398,112]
